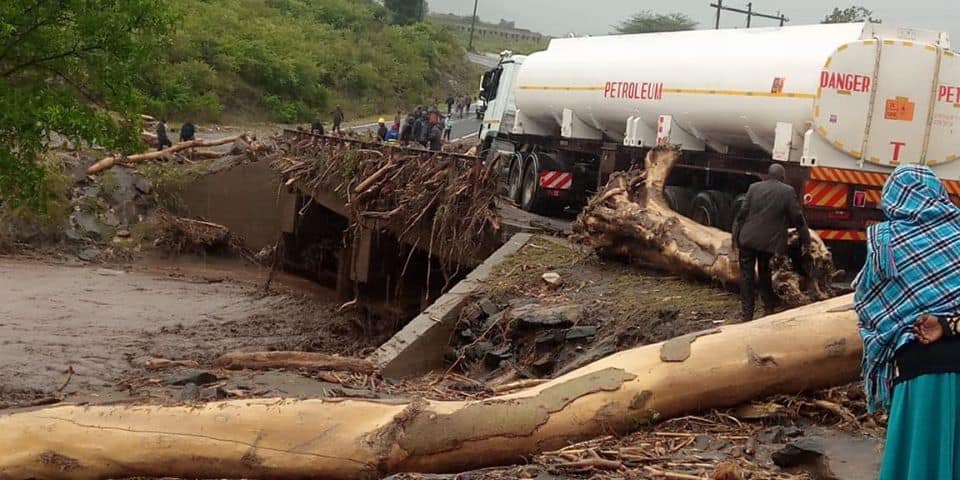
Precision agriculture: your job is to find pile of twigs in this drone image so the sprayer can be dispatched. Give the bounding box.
[274,133,501,268]
[157,212,256,263]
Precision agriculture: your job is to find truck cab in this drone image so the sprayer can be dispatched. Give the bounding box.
[478,52,525,157]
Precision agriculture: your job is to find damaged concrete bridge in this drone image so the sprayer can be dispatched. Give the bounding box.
[272,130,570,320]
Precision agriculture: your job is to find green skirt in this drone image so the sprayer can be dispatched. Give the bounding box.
[880,373,960,479]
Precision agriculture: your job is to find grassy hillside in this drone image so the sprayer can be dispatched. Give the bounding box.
[143,0,471,123]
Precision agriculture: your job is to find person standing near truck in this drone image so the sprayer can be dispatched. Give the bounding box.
[731,164,811,322]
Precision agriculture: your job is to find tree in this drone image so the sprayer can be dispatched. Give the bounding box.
[0,0,170,214]
[615,11,697,34]
[821,6,881,24]
[384,0,427,25]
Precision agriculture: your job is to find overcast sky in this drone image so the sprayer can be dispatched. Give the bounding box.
[428,1,957,43]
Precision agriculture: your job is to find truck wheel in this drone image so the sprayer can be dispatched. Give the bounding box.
[663,186,695,217]
[520,160,548,213]
[507,156,524,203]
[690,190,734,230]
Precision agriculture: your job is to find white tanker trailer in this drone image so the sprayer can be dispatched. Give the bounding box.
[479,23,960,253]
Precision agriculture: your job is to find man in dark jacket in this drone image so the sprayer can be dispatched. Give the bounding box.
[179,121,195,142]
[428,120,443,151]
[156,119,172,151]
[331,105,345,134]
[311,117,325,136]
[731,164,811,322]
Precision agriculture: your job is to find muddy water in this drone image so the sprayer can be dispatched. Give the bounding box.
[180,160,288,252]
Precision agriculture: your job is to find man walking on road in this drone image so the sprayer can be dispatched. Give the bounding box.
[731,164,811,322]
[331,105,345,134]
[446,95,455,114]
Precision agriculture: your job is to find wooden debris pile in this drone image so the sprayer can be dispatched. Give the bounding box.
[274,133,501,268]
[157,213,256,262]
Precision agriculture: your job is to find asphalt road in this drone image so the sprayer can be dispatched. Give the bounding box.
[350,113,483,142]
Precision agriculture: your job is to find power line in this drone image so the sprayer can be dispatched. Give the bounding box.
[710,0,788,28]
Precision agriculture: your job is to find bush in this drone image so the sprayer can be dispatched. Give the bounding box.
[144,0,465,123]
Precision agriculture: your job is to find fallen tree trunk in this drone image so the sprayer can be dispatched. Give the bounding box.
[0,295,859,479]
[574,145,839,306]
[87,134,249,174]
[215,351,376,374]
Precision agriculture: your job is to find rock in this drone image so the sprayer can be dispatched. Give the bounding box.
[459,328,476,341]
[481,311,504,331]
[179,384,201,402]
[771,432,880,480]
[565,325,598,341]
[532,353,556,370]
[115,228,131,238]
[541,271,563,288]
[484,344,513,368]
[101,210,120,227]
[478,297,500,317]
[200,386,229,400]
[133,176,152,194]
[509,303,582,328]
[77,248,100,262]
[757,426,803,444]
[73,211,111,239]
[534,330,565,345]
[772,437,829,468]
[164,370,219,386]
[465,341,494,361]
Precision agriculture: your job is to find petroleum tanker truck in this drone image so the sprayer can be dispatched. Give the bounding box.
[478,23,960,257]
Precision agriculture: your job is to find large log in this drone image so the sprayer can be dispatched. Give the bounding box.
[86,134,249,174]
[0,296,860,479]
[574,145,839,306]
[215,351,376,374]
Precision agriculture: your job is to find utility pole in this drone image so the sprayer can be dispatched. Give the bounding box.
[468,0,479,51]
[710,1,788,29]
[418,0,424,21]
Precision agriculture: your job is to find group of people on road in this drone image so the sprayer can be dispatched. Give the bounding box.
[445,94,473,119]
[306,103,457,152]
[735,158,960,478]
[155,119,196,151]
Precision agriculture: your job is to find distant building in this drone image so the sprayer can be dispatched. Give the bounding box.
[429,13,546,42]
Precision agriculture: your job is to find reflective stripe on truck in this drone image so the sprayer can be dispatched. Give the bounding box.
[539,171,573,190]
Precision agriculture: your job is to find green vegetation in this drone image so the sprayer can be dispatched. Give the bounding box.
[614,11,698,34]
[138,163,198,213]
[0,0,169,215]
[822,6,881,24]
[384,0,427,26]
[456,32,547,55]
[3,0,472,222]
[146,0,466,124]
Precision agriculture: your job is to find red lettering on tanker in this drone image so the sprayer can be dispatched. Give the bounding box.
[603,81,663,100]
[937,84,960,104]
[819,71,872,93]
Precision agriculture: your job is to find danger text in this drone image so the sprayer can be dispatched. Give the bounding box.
[819,71,871,93]
[604,81,663,100]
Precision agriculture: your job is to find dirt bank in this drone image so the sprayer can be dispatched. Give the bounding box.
[0,256,384,409]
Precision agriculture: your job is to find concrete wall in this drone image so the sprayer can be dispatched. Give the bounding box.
[369,233,532,379]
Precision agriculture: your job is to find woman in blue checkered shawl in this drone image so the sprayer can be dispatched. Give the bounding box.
[854,164,960,478]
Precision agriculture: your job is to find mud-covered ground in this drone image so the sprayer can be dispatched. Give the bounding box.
[0,255,388,410]
[451,235,741,382]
